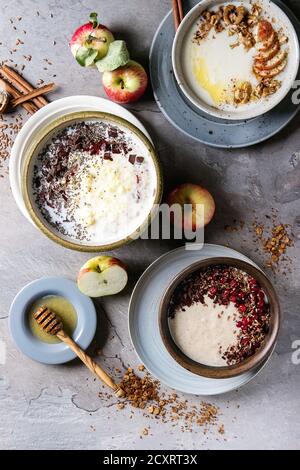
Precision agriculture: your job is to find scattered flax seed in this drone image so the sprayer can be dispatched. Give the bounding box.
[138,364,145,371]
[117,403,125,410]
[142,428,149,436]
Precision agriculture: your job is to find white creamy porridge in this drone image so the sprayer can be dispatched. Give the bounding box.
[169,295,240,367]
[183,27,256,109]
[181,2,290,111]
[32,120,158,245]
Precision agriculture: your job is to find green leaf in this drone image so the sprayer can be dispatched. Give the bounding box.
[89,12,99,29]
[95,40,130,72]
[75,46,98,67]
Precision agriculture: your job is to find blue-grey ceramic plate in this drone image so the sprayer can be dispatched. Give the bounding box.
[129,244,276,395]
[150,0,300,148]
[9,277,97,364]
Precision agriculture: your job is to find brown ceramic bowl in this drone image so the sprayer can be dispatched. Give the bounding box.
[159,257,280,379]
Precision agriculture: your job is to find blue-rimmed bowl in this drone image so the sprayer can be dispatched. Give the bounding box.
[9,277,97,364]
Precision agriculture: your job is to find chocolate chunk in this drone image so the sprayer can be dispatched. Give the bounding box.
[108,128,118,138]
[129,154,136,164]
[111,143,121,154]
[136,156,144,163]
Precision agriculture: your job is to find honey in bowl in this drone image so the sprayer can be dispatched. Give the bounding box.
[28,295,77,343]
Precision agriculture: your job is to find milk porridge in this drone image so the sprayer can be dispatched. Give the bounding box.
[168,265,271,366]
[32,120,158,244]
[182,2,290,110]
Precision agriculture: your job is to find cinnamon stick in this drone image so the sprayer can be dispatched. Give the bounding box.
[12,83,55,107]
[1,65,48,108]
[0,77,37,114]
[172,0,180,31]
[177,0,183,22]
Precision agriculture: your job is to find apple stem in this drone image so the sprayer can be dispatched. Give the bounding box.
[120,79,125,90]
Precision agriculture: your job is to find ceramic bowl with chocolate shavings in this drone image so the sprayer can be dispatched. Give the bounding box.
[159,257,280,379]
[22,111,162,251]
[172,0,299,120]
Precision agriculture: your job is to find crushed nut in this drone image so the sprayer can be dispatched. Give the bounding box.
[234,81,252,104]
[279,35,288,45]
[252,214,293,269]
[109,367,225,436]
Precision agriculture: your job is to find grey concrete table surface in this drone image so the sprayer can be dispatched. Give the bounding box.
[0,0,299,450]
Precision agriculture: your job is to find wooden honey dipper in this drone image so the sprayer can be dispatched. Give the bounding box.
[33,306,125,398]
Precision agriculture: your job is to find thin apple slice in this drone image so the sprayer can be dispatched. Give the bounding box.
[258,31,277,52]
[257,20,274,43]
[254,58,287,78]
[255,40,280,62]
[254,50,287,71]
[78,265,128,297]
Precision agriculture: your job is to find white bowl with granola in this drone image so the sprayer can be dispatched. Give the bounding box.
[172,0,299,120]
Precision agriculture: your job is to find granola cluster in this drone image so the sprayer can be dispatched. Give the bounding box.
[194,3,261,49]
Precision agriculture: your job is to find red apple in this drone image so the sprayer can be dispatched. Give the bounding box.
[77,256,128,298]
[167,183,215,231]
[70,12,114,66]
[102,60,148,103]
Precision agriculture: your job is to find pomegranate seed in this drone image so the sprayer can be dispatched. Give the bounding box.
[223,289,230,298]
[258,299,264,309]
[236,321,242,328]
[250,286,259,293]
[229,295,236,302]
[257,290,265,300]
[249,278,257,286]
[242,317,248,326]
[237,291,245,299]
[239,304,246,313]
[208,287,217,296]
